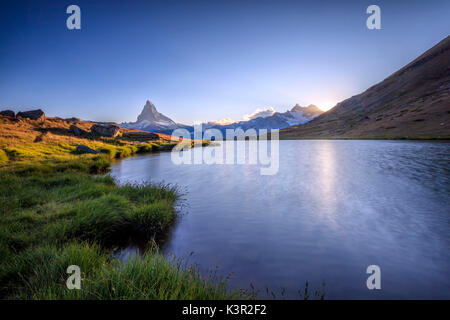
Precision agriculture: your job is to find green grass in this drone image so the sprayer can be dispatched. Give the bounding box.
[1,242,248,299]
[0,148,244,300]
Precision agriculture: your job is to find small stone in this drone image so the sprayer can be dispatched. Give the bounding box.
[65,117,81,123]
[70,124,89,136]
[91,123,121,137]
[122,131,159,140]
[0,110,15,117]
[76,145,99,154]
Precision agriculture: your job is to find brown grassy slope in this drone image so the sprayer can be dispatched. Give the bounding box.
[0,115,179,166]
[280,36,450,139]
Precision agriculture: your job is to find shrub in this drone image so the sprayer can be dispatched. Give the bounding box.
[131,202,174,233]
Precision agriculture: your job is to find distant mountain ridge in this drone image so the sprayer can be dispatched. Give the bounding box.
[203,104,322,133]
[121,101,322,135]
[280,36,450,139]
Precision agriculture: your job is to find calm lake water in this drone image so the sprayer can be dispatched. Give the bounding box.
[111,140,450,299]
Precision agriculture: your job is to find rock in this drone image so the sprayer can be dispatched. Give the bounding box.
[70,124,89,136]
[76,145,99,154]
[121,131,159,141]
[65,117,81,123]
[0,110,15,117]
[17,109,46,122]
[90,123,121,137]
[33,132,51,143]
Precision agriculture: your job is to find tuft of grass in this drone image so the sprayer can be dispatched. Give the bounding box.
[1,243,106,299]
[1,243,249,300]
[73,252,248,300]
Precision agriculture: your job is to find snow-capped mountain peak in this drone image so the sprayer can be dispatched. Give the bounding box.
[121,100,179,132]
[136,100,177,125]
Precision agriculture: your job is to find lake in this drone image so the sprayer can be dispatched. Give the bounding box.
[110,140,450,299]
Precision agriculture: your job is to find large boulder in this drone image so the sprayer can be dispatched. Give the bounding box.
[91,123,121,137]
[76,145,99,154]
[0,110,15,117]
[17,109,46,122]
[70,124,89,136]
[65,117,81,123]
[122,131,159,141]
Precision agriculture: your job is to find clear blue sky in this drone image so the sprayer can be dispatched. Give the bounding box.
[0,0,449,124]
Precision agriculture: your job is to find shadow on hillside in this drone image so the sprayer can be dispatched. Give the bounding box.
[37,127,77,137]
[35,127,131,147]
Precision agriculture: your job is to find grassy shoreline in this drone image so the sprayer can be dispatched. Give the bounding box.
[0,116,246,299]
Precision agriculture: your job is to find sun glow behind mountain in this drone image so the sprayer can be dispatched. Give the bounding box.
[317,101,337,112]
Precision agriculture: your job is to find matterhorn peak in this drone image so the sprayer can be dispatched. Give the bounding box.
[136,100,171,124]
[140,100,157,114]
[145,100,155,107]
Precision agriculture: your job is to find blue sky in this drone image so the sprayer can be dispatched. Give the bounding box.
[0,0,449,124]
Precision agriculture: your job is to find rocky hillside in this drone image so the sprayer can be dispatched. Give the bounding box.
[280,36,450,139]
[0,109,179,165]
